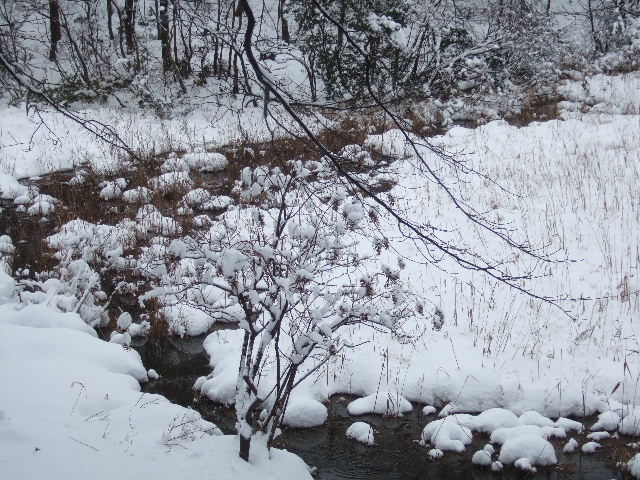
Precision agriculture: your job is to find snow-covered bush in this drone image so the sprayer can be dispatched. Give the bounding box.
[149,158,419,460]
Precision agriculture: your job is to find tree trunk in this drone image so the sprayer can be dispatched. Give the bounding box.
[107,0,114,40]
[159,0,172,72]
[49,1,61,61]
[124,0,136,55]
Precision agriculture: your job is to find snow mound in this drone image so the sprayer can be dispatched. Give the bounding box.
[473,408,519,433]
[422,405,437,415]
[421,415,473,452]
[581,441,600,453]
[519,411,555,427]
[628,453,640,479]
[346,422,375,445]
[281,397,327,428]
[0,270,15,302]
[149,171,194,195]
[591,410,620,431]
[620,409,640,436]
[472,449,492,466]
[183,150,228,172]
[347,390,412,416]
[587,431,610,441]
[563,438,579,453]
[498,435,557,466]
[490,424,565,444]
[0,174,27,199]
[122,186,152,204]
[136,205,181,236]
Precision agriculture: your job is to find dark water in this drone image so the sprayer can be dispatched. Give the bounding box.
[134,335,626,480]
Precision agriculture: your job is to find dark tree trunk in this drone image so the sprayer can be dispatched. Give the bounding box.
[107,0,114,41]
[159,0,172,72]
[278,0,290,43]
[124,0,136,54]
[239,434,251,461]
[49,1,61,61]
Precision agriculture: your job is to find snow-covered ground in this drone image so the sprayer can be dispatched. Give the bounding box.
[1,72,640,476]
[0,274,311,479]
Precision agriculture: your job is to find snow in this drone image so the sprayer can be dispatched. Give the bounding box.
[281,396,328,428]
[427,448,443,459]
[581,441,601,453]
[591,411,621,431]
[0,301,312,480]
[422,405,437,415]
[587,431,611,441]
[346,422,375,445]
[498,435,557,466]
[629,453,640,479]
[563,438,579,453]
[473,408,519,433]
[2,69,640,475]
[471,449,492,466]
[347,391,412,417]
[421,416,473,452]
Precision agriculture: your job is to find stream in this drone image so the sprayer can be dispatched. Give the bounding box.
[133,335,624,480]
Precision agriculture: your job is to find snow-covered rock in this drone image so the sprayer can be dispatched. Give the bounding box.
[347,390,412,416]
[498,435,557,466]
[471,449,492,466]
[628,453,640,479]
[591,411,620,431]
[473,408,519,433]
[421,415,473,452]
[346,422,375,445]
[563,438,579,453]
[581,441,600,453]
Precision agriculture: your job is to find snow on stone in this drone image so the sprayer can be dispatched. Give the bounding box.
[117,312,133,330]
[628,453,640,479]
[122,186,152,204]
[347,390,412,416]
[620,409,640,436]
[0,270,15,302]
[519,410,555,427]
[490,424,566,444]
[555,417,584,432]
[182,149,228,172]
[587,431,611,441]
[428,448,443,459]
[346,422,375,445]
[514,457,537,472]
[0,173,27,199]
[498,435,557,466]
[27,194,57,216]
[136,205,181,236]
[99,180,123,200]
[161,156,191,173]
[202,195,233,211]
[490,461,503,472]
[422,405,437,415]
[110,330,132,346]
[581,441,601,453]
[473,408,519,433]
[421,415,473,452]
[182,188,212,207]
[148,368,160,380]
[471,449,492,466]
[591,411,620,431]
[161,303,215,337]
[281,396,328,428]
[563,438,579,453]
[127,321,151,337]
[149,171,194,195]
